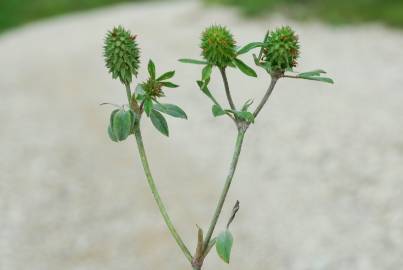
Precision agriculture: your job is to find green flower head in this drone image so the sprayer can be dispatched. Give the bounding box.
[262,26,300,74]
[200,25,237,68]
[104,25,140,84]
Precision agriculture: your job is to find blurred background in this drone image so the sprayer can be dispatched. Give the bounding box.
[1,0,402,270]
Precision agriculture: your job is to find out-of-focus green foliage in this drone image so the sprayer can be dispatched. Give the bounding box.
[205,0,403,27]
[0,0,147,33]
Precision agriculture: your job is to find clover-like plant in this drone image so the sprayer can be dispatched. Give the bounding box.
[102,25,333,270]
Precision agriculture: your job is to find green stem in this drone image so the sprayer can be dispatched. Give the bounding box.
[125,83,132,103]
[202,129,246,254]
[219,67,236,110]
[133,125,193,263]
[253,77,278,118]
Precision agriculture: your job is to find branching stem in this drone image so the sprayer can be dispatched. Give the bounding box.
[125,71,279,270]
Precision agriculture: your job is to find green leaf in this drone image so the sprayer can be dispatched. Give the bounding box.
[233,58,257,77]
[153,103,187,119]
[157,70,175,81]
[144,98,153,116]
[107,125,118,142]
[216,230,233,264]
[197,80,213,98]
[161,81,179,88]
[150,110,169,137]
[236,111,255,123]
[298,74,334,84]
[111,109,132,141]
[212,104,225,117]
[229,109,255,123]
[241,99,253,112]
[237,42,264,55]
[148,59,156,79]
[179,58,209,65]
[202,64,213,82]
[298,69,327,77]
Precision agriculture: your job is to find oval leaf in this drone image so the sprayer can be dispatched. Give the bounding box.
[157,70,175,81]
[150,110,169,137]
[216,230,233,264]
[233,58,257,77]
[153,103,187,119]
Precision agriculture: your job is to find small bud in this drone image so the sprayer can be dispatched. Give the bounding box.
[262,26,300,74]
[104,26,140,84]
[108,108,135,142]
[200,25,237,68]
[142,78,164,98]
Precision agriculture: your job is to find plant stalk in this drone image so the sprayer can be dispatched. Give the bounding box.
[220,67,236,110]
[133,126,193,263]
[202,129,246,254]
[253,76,278,118]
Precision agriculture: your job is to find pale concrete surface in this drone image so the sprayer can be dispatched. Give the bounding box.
[1,1,403,270]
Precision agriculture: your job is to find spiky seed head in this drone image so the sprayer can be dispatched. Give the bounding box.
[262,26,300,74]
[200,25,237,68]
[142,78,164,98]
[104,25,140,84]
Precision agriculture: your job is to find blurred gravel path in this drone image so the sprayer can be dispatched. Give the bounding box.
[1,1,403,270]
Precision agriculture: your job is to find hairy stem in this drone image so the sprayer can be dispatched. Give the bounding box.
[133,124,193,263]
[220,67,236,110]
[253,76,278,118]
[202,130,245,254]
